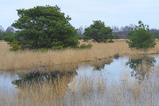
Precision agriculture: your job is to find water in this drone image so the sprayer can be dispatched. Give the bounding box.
[70,55,158,85]
[0,71,17,89]
[72,56,135,86]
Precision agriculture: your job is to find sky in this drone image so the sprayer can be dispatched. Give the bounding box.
[0,0,159,30]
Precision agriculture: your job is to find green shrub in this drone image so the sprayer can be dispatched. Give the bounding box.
[82,36,91,42]
[10,39,20,51]
[127,21,156,49]
[3,35,14,42]
[52,45,63,50]
[108,39,114,43]
[79,43,92,49]
[113,33,120,39]
[37,48,48,52]
[77,36,83,40]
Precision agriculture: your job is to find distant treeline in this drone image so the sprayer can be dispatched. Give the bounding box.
[1,24,159,42]
[77,25,159,39]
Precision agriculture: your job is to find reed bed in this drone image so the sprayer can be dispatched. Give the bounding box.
[1,39,159,71]
[1,68,159,106]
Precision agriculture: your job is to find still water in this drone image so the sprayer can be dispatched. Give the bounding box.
[0,54,159,95]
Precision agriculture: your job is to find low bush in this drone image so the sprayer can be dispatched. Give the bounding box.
[108,39,114,43]
[10,39,20,51]
[52,45,64,50]
[37,48,49,52]
[82,36,91,42]
[79,43,92,49]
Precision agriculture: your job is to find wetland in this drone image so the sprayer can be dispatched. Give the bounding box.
[1,40,159,106]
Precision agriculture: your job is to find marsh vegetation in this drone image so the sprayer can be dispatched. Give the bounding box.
[1,40,159,105]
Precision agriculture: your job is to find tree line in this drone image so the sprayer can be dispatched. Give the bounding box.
[1,23,159,43]
[0,5,158,50]
[77,24,159,39]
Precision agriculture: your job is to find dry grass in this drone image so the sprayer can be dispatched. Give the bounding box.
[1,39,159,71]
[1,68,159,106]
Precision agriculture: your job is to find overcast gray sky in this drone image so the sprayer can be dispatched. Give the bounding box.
[0,0,159,30]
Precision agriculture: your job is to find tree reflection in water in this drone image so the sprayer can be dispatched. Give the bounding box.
[12,70,77,87]
[11,70,78,103]
[92,58,113,71]
[126,55,156,81]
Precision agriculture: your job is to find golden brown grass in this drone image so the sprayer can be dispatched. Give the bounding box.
[1,39,159,71]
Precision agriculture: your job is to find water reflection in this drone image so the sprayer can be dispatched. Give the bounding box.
[14,70,78,103]
[126,55,156,81]
[12,70,77,87]
[91,58,113,71]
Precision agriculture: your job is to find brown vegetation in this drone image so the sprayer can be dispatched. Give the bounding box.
[1,39,159,71]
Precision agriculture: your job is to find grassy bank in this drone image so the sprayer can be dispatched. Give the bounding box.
[1,39,159,71]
